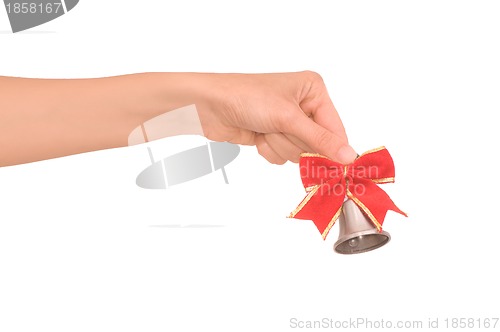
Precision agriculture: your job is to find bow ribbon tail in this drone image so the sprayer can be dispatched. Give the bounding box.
[289,181,346,239]
[347,178,408,231]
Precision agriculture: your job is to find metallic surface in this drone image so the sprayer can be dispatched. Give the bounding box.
[334,199,391,254]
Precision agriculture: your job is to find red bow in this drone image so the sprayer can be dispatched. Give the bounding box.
[289,147,407,239]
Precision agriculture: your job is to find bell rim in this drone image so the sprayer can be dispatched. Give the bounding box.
[334,229,391,255]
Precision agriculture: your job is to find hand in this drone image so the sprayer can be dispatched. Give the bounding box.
[0,72,356,167]
[197,71,357,164]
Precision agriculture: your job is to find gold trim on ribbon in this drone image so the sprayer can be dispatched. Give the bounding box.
[299,152,331,159]
[288,185,320,218]
[321,207,342,240]
[305,185,317,192]
[360,146,386,156]
[372,177,395,184]
[347,189,382,231]
[300,146,387,163]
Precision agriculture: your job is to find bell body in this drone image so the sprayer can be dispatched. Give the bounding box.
[334,199,390,254]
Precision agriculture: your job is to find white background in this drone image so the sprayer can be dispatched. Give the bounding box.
[1,1,499,331]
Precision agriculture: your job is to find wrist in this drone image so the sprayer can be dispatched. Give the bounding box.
[125,72,215,144]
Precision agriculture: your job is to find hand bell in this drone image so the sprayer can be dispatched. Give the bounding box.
[334,199,390,254]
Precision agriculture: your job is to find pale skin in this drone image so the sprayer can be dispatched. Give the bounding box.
[0,71,357,167]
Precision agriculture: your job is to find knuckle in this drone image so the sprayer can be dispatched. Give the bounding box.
[302,70,324,85]
[260,150,283,165]
[277,109,301,132]
[290,154,301,163]
[255,139,286,165]
[313,130,334,153]
[255,141,268,156]
[296,71,327,102]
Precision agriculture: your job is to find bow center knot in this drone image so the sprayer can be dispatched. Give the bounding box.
[342,164,355,186]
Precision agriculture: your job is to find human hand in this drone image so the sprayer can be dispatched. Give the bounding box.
[0,72,356,167]
[196,71,357,165]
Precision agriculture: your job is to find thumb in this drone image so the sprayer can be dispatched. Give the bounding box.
[289,114,357,164]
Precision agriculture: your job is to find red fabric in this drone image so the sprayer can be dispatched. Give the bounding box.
[290,147,407,239]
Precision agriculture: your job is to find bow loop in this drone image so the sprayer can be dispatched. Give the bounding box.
[351,147,396,183]
[299,153,343,190]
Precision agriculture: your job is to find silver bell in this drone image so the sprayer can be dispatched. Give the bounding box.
[334,199,390,254]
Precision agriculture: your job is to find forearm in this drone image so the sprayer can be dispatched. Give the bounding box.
[0,73,209,166]
[0,71,354,167]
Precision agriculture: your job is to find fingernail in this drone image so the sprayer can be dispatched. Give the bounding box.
[336,145,357,164]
